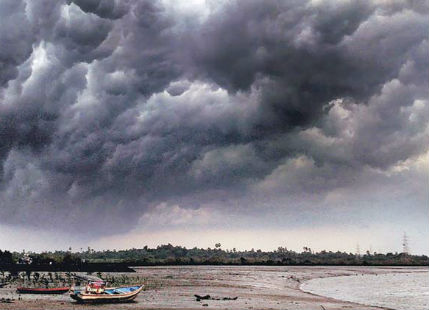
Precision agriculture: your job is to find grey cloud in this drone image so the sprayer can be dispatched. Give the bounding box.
[0,1,34,86]
[187,0,381,133]
[166,80,191,96]
[0,0,427,234]
[70,0,129,20]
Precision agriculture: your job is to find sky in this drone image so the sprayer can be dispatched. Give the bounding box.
[0,0,428,254]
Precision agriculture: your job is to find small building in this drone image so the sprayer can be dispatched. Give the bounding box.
[17,253,33,265]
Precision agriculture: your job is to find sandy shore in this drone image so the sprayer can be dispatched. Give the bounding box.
[0,265,425,310]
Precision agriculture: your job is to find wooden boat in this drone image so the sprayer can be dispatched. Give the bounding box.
[70,285,144,303]
[16,287,70,294]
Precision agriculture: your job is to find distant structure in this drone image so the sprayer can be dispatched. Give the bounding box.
[17,252,33,265]
[355,243,361,257]
[402,232,410,254]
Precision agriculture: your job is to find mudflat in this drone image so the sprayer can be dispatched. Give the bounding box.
[0,266,421,310]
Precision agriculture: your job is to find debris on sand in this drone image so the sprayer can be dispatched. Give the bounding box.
[0,298,14,303]
[288,275,301,283]
[222,297,238,300]
[195,294,238,301]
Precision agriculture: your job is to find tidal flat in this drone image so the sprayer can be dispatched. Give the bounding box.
[0,266,427,310]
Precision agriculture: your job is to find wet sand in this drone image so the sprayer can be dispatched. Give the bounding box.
[0,266,425,310]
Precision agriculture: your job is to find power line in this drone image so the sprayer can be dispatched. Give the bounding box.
[402,232,410,254]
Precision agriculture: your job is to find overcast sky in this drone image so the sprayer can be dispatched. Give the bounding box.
[0,0,428,254]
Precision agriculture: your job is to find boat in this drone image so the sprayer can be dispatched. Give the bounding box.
[70,284,144,303]
[16,287,70,294]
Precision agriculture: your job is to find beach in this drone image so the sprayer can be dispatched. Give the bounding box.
[0,265,426,310]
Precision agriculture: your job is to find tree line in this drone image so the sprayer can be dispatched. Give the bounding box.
[2,245,428,267]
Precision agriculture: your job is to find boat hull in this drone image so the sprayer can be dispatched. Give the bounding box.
[17,287,70,294]
[70,285,143,304]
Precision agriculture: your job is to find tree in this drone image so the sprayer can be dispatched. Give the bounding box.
[0,250,13,265]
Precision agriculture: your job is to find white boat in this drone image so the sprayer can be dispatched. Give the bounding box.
[70,283,144,303]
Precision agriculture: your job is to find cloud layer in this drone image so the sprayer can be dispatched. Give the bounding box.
[0,0,427,242]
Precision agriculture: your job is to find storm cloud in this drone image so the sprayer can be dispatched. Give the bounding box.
[0,0,427,242]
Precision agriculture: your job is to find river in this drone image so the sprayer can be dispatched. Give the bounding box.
[301,270,429,310]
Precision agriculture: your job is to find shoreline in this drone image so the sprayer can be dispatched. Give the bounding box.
[0,266,426,310]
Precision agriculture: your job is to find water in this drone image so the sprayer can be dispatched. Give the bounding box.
[301,271,429,310]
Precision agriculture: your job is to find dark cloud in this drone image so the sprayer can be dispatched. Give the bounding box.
[70,0,129,20]
[0,0,34,86]
[0,0,427,235]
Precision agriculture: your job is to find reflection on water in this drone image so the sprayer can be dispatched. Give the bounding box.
[301,271,429,310]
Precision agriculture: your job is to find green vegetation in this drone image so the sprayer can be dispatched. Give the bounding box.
[0,250,13,265]
[3,245,427,267]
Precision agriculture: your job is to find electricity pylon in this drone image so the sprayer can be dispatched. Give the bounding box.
[402,232,410,254]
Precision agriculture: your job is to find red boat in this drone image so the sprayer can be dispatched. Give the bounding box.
[16,287,70,294]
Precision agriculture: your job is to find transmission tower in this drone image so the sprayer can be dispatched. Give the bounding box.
[402,232,409,254]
